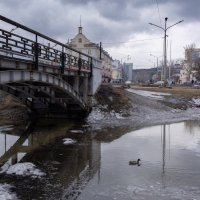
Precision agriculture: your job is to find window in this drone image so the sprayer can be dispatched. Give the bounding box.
[79,38,82,43]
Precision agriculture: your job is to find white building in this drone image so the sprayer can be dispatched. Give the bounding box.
[68,26,112,83]
[111,60,123,83]
[180,48,200,84]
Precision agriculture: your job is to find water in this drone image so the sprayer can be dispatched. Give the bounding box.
[0,120,200,199]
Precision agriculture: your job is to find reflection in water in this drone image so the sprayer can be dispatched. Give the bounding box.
[1,120,200,199]
[184,120,200,135]
[0,120,101,200]
[162,124,166,175]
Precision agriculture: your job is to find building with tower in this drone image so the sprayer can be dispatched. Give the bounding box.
[68,24,112,83]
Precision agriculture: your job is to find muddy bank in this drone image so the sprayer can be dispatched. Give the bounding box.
[94,84,132,115]
[1,84,200,130]
[87,85,200,130]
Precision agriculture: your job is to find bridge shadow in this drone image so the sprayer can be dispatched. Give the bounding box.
[0,119,101,200]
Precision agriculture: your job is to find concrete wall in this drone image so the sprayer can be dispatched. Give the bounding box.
[91,58,102,95]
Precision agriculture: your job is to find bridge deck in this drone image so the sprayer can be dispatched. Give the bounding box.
[0,15,100,116]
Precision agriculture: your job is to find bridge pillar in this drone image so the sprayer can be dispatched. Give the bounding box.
[83,77,88,102]
[73,76,80,93]
[11,154,18,165]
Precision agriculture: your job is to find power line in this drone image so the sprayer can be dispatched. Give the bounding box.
[155,0,162,26]
[102,37,163,45]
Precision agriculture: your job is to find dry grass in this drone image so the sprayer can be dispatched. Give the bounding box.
[95,85,131,112]
[0,95,25,110]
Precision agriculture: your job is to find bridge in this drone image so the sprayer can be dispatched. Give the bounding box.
[0,15,102,117]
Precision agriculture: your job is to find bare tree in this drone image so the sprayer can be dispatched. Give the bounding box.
[183,43,196,78]
[194,57,200,80]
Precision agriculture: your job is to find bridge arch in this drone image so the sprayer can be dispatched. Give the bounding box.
[0,70,88,114]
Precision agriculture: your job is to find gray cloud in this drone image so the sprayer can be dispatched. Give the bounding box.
[0,0,199,66]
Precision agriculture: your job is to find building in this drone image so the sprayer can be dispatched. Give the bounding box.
[68,25,112,83]
[132,68,157,83]
[122,63,133,82]
[169,63,181,84]
[185,48,200,61]
[180,48,200,84]
[111,59,123,83]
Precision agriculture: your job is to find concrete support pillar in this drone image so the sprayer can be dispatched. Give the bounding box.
[83,77,88,102]
[87,76,93,107]
[11,154,18,165]
[73,76,80,93]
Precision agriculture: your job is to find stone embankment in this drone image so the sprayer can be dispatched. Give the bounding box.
[0,92,29,126]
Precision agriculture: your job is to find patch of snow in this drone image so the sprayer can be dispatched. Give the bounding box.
[192,97,200,106]
[171,109,181,113]
[6,162,45,177]
[127,89,171,100]
[0,184,18,200]
[115,113,125,119]
[70,129,84,134]
[91,109,105,120]
[63,138,77,145]
[108,96,113,102]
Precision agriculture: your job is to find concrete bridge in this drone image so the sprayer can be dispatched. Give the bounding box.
[0,15,102,117]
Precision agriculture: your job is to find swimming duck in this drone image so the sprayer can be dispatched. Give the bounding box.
[129,159,141,165]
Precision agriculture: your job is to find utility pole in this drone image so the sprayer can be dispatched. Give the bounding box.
[169,40,172,79]
[150,54,163,81]
[149,18,183,83]
[163,17,167,82]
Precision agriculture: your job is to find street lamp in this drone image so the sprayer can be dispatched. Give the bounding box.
[150,54,163,80]
[149,17,183,82]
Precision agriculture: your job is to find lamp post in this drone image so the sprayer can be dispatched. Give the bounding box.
[150,54,163,80]
[149,18,183,82]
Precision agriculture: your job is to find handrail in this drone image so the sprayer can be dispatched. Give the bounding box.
[0,15,92,59]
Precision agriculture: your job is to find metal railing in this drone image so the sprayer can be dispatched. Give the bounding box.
[0,15,93,75]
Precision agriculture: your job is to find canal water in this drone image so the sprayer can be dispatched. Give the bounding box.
[0,120,200,199]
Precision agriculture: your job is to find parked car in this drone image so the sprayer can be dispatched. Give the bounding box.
[193,81,200,87]
[153,81,164,86]
[122,81,131,88]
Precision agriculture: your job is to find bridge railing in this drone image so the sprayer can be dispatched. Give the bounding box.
[0,15,92,75]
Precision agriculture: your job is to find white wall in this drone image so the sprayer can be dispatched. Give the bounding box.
[91,58,102,94]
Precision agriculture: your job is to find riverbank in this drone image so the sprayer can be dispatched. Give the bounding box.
[0,85,200,130]
[87,84,200,130]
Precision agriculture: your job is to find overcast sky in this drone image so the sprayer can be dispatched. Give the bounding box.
[0,0,200,69]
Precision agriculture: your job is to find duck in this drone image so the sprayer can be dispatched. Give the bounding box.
[129,159,141,166]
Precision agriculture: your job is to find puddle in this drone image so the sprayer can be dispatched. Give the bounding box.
[0,120,200,199]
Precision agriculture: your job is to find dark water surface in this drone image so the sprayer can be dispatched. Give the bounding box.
[0,120,200,199]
